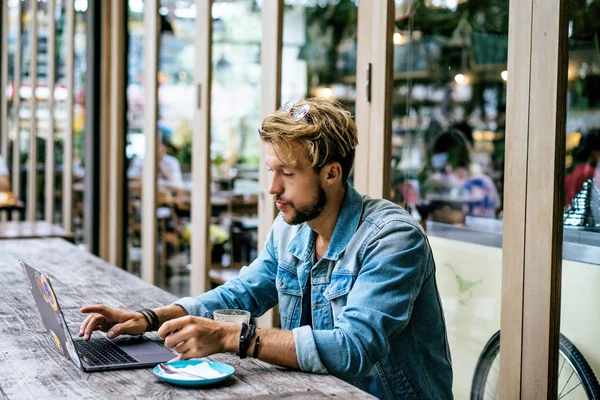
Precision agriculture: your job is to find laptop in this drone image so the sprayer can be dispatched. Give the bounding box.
[20,260,175,372]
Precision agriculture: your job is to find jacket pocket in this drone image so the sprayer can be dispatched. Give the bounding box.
[323,274,354,321]
[276,266,302,329]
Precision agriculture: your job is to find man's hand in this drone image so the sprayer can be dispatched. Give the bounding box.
[158,315,238,359]
[79,305,148,341]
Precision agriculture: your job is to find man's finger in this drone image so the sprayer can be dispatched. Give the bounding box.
[174,340,188,354]
[83,315,106,341]
[158,316,191,339]
[164,329,186,349]
[78,314,96,337]
[107,321,126,339]
[178,348,191,360]
[80,304,110,315]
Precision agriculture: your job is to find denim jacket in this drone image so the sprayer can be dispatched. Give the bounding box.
[175,184,453,399]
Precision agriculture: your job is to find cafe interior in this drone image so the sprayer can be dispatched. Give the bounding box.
[1,0,599,397]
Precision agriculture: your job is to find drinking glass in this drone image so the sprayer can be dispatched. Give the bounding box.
[213,309,251,325]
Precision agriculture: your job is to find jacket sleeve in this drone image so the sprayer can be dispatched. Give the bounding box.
[173,219,280,319]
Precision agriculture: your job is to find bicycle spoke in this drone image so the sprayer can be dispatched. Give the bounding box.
[484,384,497,398]
[558,382,581,399]
[484,384,498,399]
[482,357,500,400]
[557,355,566,381]
[558,370,575,398]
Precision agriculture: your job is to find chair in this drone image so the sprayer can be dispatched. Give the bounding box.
[173,187,191,223]
[158,189,182,286]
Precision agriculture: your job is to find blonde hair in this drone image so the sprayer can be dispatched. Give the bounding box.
[259,98,359,183]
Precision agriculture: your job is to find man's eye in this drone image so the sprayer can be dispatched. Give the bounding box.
[281,172,294,178]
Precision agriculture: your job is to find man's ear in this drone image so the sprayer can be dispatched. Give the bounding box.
[322,162,342,186]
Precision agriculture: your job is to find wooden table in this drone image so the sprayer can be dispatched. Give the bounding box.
[0,238,373,399]
[0,221,74,242]
[0,200,24,212]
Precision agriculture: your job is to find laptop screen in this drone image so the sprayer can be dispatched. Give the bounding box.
[20,261,83,369]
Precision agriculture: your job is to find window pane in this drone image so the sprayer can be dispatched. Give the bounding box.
[390,1,509,397]
[5,0,20,200]
[126,0,145,276]
[17,0,32,218]
[281,0,358,161]
[158,0,197,295]
[559,0,600,396]
[71,5,87,243]
[209,0,262,291]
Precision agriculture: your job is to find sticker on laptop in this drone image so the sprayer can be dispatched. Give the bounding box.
[39,274,58,312]
[49,330,63,354]
[63,329,81,368]
[35,272,47,302]
[20,262,32,289]
[56,313,65,330]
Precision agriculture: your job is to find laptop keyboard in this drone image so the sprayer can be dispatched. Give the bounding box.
[74,338,139,366]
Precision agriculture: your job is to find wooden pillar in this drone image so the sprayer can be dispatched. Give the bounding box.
[189,0,213,295]
[500,0,569,397]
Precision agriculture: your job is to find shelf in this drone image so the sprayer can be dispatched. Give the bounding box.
[341,70,432,84]
[393,71,432,80]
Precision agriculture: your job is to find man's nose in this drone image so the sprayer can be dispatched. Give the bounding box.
[267,175,283,196]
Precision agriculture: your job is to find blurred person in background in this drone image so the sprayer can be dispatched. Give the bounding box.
[128,128,183,189]
[421,128,500,223]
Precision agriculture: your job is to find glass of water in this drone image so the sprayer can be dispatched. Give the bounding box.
[213,309,251,325]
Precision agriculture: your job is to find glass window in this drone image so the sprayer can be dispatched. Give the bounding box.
[390,1,508,397]
[53,0,72,227]
[559,0,600,396]
[125,0,145,277]
[16,0,33,217]
[5,0,20,191]
[208,0,262,291]
[158,0,198,294]
[2,0,85,230]
[281,0,358,154]
[71,3,88,243]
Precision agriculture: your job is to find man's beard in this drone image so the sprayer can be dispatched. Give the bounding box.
[277,184,328,225]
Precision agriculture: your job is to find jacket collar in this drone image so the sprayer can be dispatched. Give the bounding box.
[288,183,364,262]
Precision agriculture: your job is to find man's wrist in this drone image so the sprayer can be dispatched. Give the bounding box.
[220,323,240,353]
[155,304,188,328]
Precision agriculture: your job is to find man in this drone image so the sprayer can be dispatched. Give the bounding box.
[127,133,184,189]
[0,154,10,192]
[80,99,453,399]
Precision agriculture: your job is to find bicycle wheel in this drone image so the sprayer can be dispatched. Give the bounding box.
[471,330,600,399]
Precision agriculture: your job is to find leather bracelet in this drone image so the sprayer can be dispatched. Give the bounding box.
[246,323,256,352]
[140,308,159,331]
[137,310,152,331]
[239,323,257,359]
[140,309,154,331]
[252,336,260,358]
[239,322,249,359]
[148,309,159,331]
